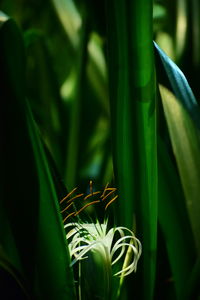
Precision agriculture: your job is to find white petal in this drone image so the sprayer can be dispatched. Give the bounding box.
[70,241,101,266]
[113,242,141,276]
[108,227,127,264]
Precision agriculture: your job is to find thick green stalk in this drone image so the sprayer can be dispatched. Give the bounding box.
[106,0,134,229]
[106,1,157,299]
[128,2,157,300]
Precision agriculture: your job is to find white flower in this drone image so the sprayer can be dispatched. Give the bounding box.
[65,221,141,277]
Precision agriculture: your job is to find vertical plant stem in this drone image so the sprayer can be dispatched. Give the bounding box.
[106,0,134,229]
[78,261,81,300]
[128,2,157,300]
[106,1,157,299]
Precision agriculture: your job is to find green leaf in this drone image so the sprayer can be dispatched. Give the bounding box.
[51,0,81,50]
[158,136,196,299]
[106,1,157,299]
[0,13,75,299]
[159,85,200,254]
[155,35,200,299]
[24,29,65,174]
[0,246,30,299]
[154,41,200,129]
[182,258,200,300]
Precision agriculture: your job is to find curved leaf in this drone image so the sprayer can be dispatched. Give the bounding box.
[159,85,200,254]
[0,13,75,299]
[158,136,196,299]
[154,41,200,129]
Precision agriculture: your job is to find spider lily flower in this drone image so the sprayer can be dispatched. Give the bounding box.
[62,183,141,298]
[65,221,141,277]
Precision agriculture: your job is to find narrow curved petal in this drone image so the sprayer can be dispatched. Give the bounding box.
[113,242,141,276]
[65,222,141,277]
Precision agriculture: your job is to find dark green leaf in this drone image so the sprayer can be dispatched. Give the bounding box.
[0,13,75,299]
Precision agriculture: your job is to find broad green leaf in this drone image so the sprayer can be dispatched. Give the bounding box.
[158,136,196,300]
[0,14,75,299]
[159,85,200,254]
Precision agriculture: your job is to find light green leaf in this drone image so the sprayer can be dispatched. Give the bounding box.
[160,85,200,254]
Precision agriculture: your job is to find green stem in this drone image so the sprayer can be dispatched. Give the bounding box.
[106,1,157,299]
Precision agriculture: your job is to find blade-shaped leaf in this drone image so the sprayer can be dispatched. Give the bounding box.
[0,13,75,299]
[159,85,200,254]
[158,136,196,299]
[106,1,157,299]
[154,41,200,129]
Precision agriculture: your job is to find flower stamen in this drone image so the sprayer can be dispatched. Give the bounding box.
[101,182,109,197]
[60,182,119,223]
[84,191,101,201]
[61,202,74,214]
[105,195,118,210]
[74,200,101,216]
[60,187,78,204]
[67,193,84,203]
[63,212,76,223]
[101,188,117,201]
[89,180,93,194]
